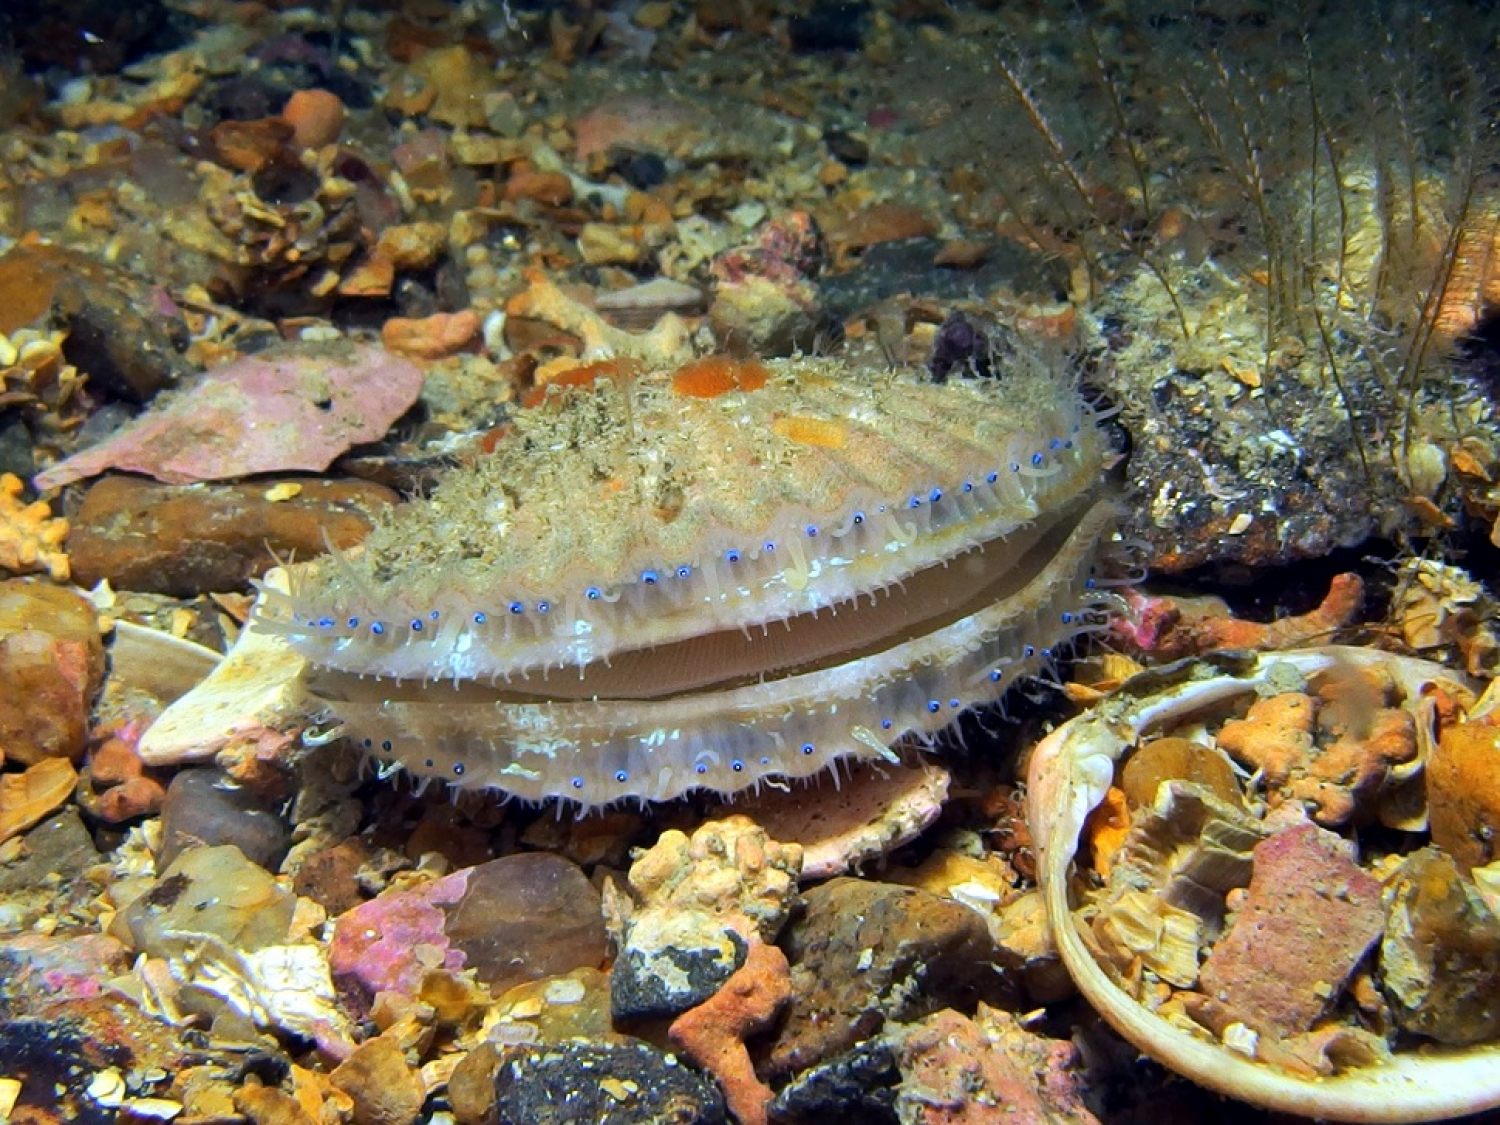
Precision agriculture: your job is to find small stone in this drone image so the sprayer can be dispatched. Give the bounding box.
[381,311,482,360]
[769,878,1018,1076]
[408,46,497,129]
[157,767,289,870]
[0,810,98,894]
[93,775,166,823]
[492,1040,726,1125]
[67,475,397,596]
[504,170,573,207]
[209,117,295,173]
[374,222,449,272]
[282,88,346,150]
[330,852,606,1010]
[1197,821,1383,1039]
[0,579,104,765]
[112,844,295,957]
[329,1035,424,1125]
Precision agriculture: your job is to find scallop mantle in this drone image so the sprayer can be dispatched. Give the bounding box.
[258,355,1120,807]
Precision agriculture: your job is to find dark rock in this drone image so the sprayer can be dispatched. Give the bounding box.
[768,877,1020,1076]
[768,1038,901,1125]
[291,837,381,917]
[788,4,868,53]
[53,269,191,403]
[157,768,289,871]
[0,810,98,894]
[611,928,748,1023]
[67,475,398,596]
[493,1040,727,1125]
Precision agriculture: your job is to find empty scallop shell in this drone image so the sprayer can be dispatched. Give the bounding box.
[1027,646,1500,1122]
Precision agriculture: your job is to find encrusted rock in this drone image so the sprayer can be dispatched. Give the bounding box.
[1196,821,1383,1040]
[611,816,801,1021]
[329,851,606,1011]
[0,579,103,765]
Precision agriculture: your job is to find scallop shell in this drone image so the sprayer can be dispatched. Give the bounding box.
[260,355,1118,806]
[1027,646,1500,1122]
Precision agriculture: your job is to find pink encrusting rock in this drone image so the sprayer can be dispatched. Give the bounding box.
[33,343,423,489]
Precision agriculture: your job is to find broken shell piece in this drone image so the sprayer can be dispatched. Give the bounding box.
[1027,646,1500,1122]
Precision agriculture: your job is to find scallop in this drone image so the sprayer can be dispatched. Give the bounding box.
[258,354,1119,806]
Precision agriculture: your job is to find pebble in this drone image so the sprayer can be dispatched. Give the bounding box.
[492,1040,726,1125]
[769,877,1017,1076]
[112,844,295,958]
[157,767,290,870]
[0,579,104,765]
[67,475,398,596]
[328,1035,425,1125]
[381,310,482,360]
[282,88,346,150]
[0,810,98,895]
[329,851,607,1010]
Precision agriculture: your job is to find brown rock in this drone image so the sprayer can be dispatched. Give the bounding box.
[447,1042,502,1125]
[1429,718,1500,871]
[329,1035,425,1125]
[282,88,346,150]
[1197,821,1383,1039]
[770,877,1018,1076]
[209,117,296,173]
[374,222,449,271]
[67,475,398,596]
[504,170,573,207]
[93,775,167,823]
[381,311,481,360]
[0,580,104,765]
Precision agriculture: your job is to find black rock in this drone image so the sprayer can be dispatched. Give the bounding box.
[493,1040,726,1125]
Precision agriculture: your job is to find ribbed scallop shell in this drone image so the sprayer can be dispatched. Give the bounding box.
[260,355,1118,806]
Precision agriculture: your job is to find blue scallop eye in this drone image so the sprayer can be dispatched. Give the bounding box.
[986,471,999,483]
[908,496,922,509]
[381,740,393,752]
[852,511,865,524]
[537,601,550,613]
[725,549,741,563]
[509,601,524,614]
[961,481,973,493]
[759,756,771,766]
[430,610,440,620]
[571,777,585,789]
[362,737,373,748]
[586,586,602,599]
[880,718,893,730]
[1051,437,1064,449]
[371,622,386,635]
[805,524,818,537]
[695,763,708,774]
[949,698,960,708]
[675,565,691,579]
[1024,645,1036,658]
[731,760,744,771]
[453,763,466,777]
[346,616,359,628]
[641,569,659,585]
[763,542,776,554]
[410,619,424,632]
[990,669,1002,682]
[929,488,943,502]
[927,700,941,713]
[1061,611,1074,624]
[801,742,815,755]
[474,612,487,624]
[1032,451,1044,466]
[615,770,629,783]
[317,617,334,628]
[1010,461,1021,472]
